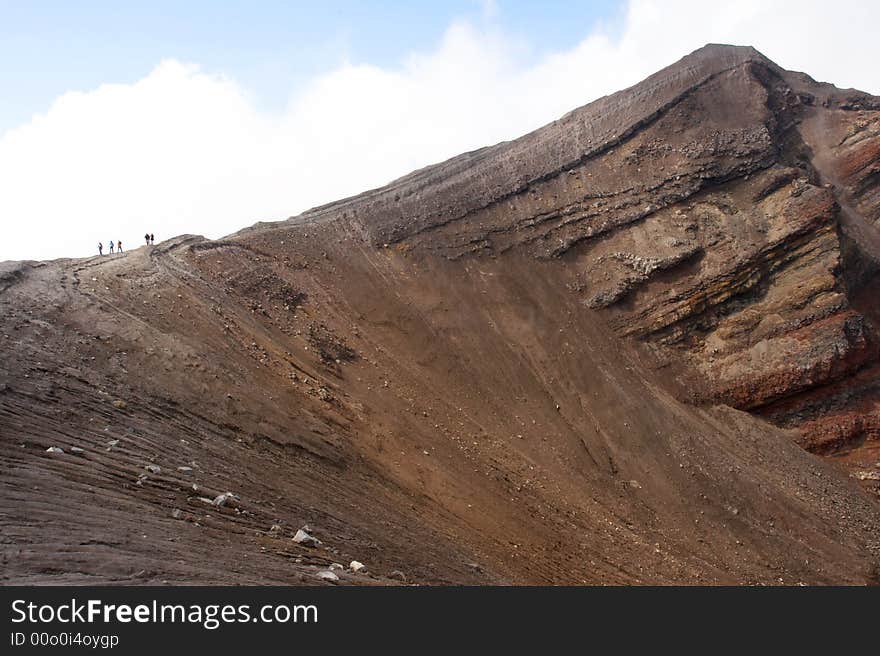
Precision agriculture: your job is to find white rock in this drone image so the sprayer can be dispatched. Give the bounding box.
[316,570,338,582]
[46,447,64,454]
[329,563,344,571]
[350,560,366,572]
[144,464,161,474]
[212,492,239,507]
[293,528,322,548]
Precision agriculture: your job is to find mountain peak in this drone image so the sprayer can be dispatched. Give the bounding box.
[691,42,768,60]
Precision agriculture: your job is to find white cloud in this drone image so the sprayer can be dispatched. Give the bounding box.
[1,0,878,261]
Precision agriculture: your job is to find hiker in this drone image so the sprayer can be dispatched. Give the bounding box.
[109,241,114,254]
[98,242,103,256]
[150,233,155,244]
[118,240,123,253]
[145,233,150,245]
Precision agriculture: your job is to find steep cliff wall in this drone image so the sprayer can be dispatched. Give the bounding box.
[277,44,880,490]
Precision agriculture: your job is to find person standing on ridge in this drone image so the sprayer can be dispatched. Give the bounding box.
[145,233,150,245]
[109,241,114,254]
[118,240,123,254]
[150,233,155,244]
[98,242,103,256]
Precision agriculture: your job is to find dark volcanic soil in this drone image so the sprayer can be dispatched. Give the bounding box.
[2,44,880,585]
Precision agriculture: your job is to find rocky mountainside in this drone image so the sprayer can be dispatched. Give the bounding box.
[2,44,879,585]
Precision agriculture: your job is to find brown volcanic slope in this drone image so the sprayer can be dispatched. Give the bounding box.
[2,45,880,585]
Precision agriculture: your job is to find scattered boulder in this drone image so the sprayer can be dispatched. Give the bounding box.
[329,563,344,571]
[144,464,161,474]
[69,446,85,455]
[388,570,408,582]
[350,560,366,572]
[316,570,338,582]
[112,399,127,409]
[45,447,64,454]
[171,508,182,519]
[293,527,322,548]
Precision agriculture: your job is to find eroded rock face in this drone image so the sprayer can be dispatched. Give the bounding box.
[294,44,880,488]
[819,102,880,230]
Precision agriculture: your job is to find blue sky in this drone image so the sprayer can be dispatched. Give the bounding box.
[0,0,621,135]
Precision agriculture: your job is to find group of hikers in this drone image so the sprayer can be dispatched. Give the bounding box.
[97,233,154,256]
[97,240,122,255]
